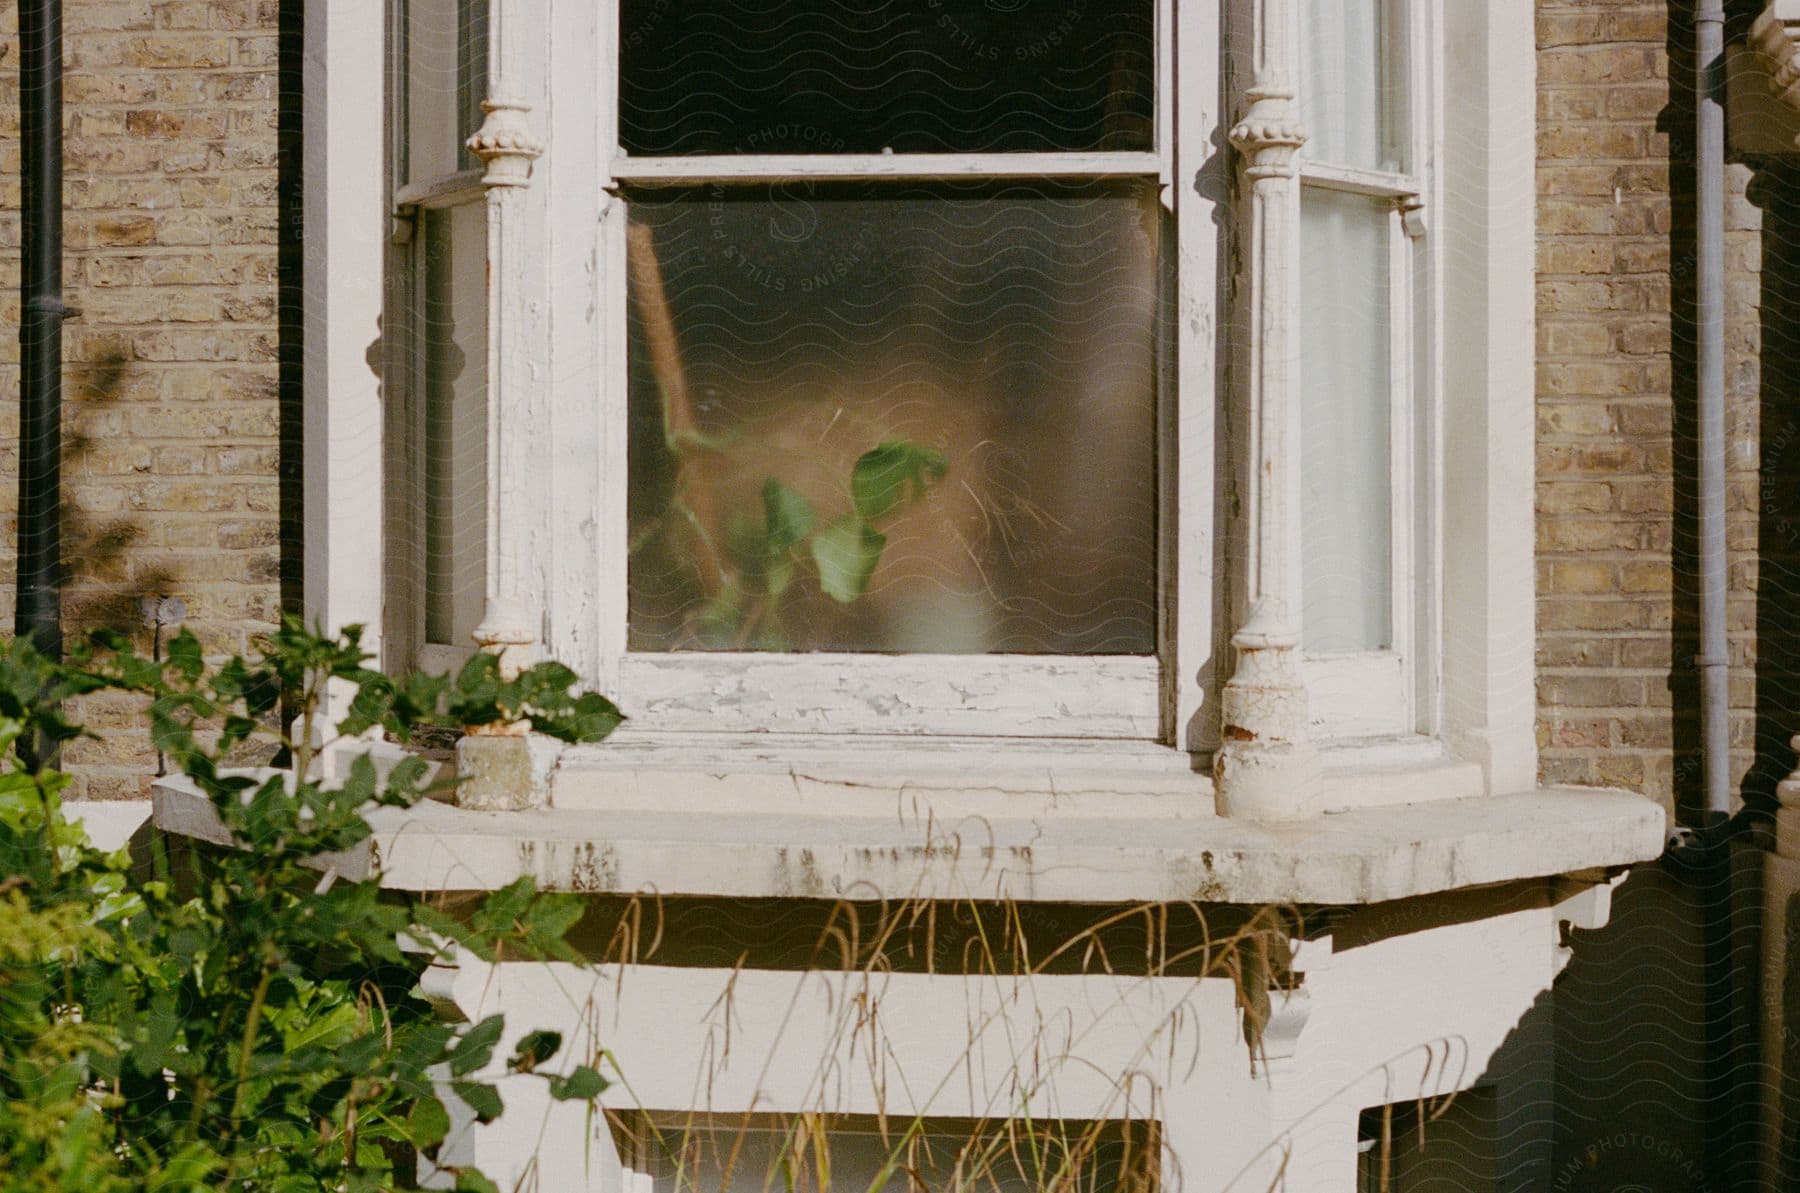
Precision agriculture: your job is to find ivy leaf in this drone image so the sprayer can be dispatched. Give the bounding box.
[695,581,745,645]
[218,714,262,754]
[560,691,626,743]
[851,441,948,522]
[281,1001,360,1054]
[384,754,433,806]
[765,555,796,599]
[454,1171,503,1193]
[165,632,205,684]
[147,1146,221,1190]
[810,517,886,604]
[451,1080,504,1125]
[547,1065,610,1101]
[762,479,815,556]
[408,1094,452,1148]
[508,1029,562,1074]
[333,1031,386,1074]
[452,652,504,721]
[449,1014,505,1078]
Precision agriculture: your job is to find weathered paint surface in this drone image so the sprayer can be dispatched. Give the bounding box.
[153,777,1661,906]
[420,883,1607,1191]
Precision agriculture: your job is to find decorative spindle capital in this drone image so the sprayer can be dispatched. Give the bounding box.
[467,97,543,188]
[1229,93,1307,180]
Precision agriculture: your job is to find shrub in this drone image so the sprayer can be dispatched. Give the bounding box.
[0,618,623,1191]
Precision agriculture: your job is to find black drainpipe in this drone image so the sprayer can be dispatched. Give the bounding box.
[16,0,65,664]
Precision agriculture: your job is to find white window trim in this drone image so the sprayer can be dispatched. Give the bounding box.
[303,0,388,664]
[578,0,1215,744]
[1435,0,1538,794]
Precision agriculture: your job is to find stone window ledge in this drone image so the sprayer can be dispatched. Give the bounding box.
[150,769,1664,907]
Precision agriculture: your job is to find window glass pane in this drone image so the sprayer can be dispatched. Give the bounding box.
[625,181,1160,655]
[1299,0,1407,173]
[403,0,487,183]
[422,203,488,645]
[1300,187,1392,654]
[458,0,488,169]
[618,0,1155,156]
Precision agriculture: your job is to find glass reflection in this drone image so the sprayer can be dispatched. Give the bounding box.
[626,181,1160,655]
[619,0,1155,156]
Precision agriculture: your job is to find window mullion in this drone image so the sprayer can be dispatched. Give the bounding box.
[395,168,487,212]
[1297,162,1418,200]
[608,151,1164,188]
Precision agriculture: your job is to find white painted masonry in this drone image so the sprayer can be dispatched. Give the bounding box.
[301,0,387,666]
[152,775,1662,907]
[399,882,1608,1192]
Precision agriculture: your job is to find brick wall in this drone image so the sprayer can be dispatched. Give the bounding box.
[1535,0,1764,817]
[0,0,281,798]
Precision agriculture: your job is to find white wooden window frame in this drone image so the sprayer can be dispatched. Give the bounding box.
[1296,0,1442,744]
[586,0,1221,745]
[319,0,1535,799]
[386,0,489,676]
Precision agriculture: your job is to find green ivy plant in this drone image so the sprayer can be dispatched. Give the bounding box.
[0,618,623,1192]
[689,440,950,649]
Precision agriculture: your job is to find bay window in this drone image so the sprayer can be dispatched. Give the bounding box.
[363,0,1541,799]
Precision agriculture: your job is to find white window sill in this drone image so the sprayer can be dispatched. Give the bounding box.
[149,753,1665,906]
[545,730,1484,820]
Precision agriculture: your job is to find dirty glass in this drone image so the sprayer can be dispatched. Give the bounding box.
[624,180,1160,655]
[1299,187,1393,655]
[617,0,1156,156]
[1298,0,1409,174]
[421,203,488,647]
[401,0,489,183]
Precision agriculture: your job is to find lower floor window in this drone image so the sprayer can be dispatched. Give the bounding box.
[613,1111,1161,1193]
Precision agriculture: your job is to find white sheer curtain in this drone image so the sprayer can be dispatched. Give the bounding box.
[1299,189,1392,653]
[1299,0,1407,174]
[1296,0,1408,654]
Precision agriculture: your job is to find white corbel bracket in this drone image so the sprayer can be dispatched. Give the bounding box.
[1400,195,1428,239]
[1550,870,1624,976]
[1248,933,1332,1076]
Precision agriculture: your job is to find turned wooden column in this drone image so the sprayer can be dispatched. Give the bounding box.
[467,0,543,691]
[1215,0,1320,819]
